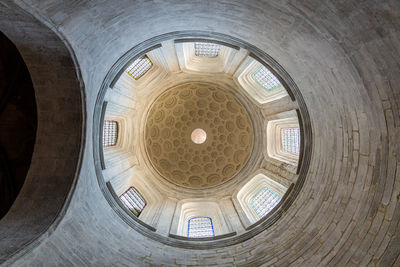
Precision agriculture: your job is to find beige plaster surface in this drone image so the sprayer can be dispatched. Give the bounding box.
[145,82,254,188]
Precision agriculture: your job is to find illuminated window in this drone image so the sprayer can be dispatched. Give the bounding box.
[120,187,146,215]
[281,128,300,155]
[251,187,281,218]
[126,55,152,80]
[103,120,118,147]
[194,42,221,57]
[187,217,215,238]
[253,66,281,90]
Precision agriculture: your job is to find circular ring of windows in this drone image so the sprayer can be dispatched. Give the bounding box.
[93,31,312,248]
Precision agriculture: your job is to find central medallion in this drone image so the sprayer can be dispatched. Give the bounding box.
[145,82,254,188]
[191,128,207,144]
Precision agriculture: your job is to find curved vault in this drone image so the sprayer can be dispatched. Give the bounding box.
[145,82,254,189]
[0,1,399,266]
[95,32,310,248]
[0,1,84,263]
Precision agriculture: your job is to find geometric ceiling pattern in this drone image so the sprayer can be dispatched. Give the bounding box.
[145,82,254,188]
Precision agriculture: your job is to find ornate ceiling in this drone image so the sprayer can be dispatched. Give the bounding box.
[145,82,254,188]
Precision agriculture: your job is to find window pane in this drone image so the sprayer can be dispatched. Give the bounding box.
[103,120,118,147]
[251,187,281,218]
[187,217,215,238]
[253,66,281,90]
[126,55,152,80]
[194,42,221,57]
[120,187,146,215]
[281,128,300,155]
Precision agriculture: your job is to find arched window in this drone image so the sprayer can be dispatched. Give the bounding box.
[253,65,281,91]
[266,116,300,167]
[187,217,215,238]
[194,42,221,57]
[250,187,281,218]
[126,55,152,80]
[119,187,146,216]
[103,120,118,147]
[281,128,300,155]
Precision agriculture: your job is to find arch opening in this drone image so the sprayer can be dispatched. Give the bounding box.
[0,3,84,262]
[0,31,37,220]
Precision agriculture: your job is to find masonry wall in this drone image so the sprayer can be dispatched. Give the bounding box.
[0,1,83,263]
[0,0,399,266]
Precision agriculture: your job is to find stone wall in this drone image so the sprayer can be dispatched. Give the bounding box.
[0,0,399,266]
[0,1,83,263]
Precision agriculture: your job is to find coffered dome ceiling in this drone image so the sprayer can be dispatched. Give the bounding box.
[145,82,254,188]
[3,1,399,266]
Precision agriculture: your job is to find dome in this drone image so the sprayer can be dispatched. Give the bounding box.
[145,82,254,188]
[1,2,399,266]
[96,34,308,244]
